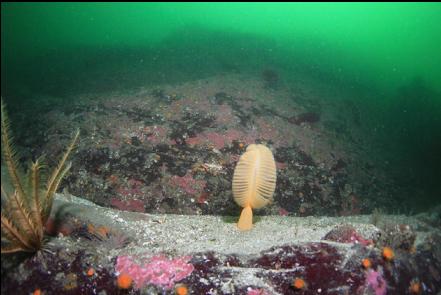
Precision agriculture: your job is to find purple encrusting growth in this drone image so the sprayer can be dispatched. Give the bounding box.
[365,269,387,295]
[0,249,122,295]
[169,172,207,196]
[181,252,225,294]
[250,243,364,295]
[2,239,441,294]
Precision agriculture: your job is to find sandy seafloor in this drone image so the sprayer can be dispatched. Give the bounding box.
[54,193,438,258]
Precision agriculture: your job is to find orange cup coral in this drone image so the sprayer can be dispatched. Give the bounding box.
[382,247,395,261]
[362,258,372,269]
[117,273,133,289]
[293,278,306,290]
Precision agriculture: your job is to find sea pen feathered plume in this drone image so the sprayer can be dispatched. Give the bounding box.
[1,98,79,253]
[232,144,277,231]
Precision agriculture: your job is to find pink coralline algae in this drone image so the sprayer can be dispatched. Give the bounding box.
[186,131,226,149]
[170,172,207,195]
[116,179,144,198]
[365,269,387,295]
[247,287,271,295]
[201,131,227,149]
[115,254,194,290]
[110,198,145,212]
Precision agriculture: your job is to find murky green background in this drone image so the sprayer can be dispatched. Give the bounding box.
[3,3,441,93]
[1,3,440,209]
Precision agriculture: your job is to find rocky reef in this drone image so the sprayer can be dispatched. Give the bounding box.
[9,75,400,219]
[3,74,439,294]
[1,194,440,294]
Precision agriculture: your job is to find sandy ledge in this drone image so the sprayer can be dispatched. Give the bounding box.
[53,193,437,258]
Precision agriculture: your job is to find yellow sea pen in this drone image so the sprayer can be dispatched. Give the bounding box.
[232,144,277,230]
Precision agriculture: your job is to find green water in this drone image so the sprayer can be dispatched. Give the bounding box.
[3,3,441,93]
[1,3,441,208]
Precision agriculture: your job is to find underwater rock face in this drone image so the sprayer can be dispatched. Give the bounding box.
[1,195,440,295]
[10,75,404,218]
